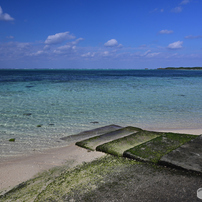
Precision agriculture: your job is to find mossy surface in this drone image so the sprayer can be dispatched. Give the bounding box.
[124,133,196,163]
[0,156,139,201]
[76,126,142,151]
[1,154,201,201]
[0,163,71,202]
[96,130,161,157]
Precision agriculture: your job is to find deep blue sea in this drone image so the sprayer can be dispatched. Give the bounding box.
[0,69,202,157]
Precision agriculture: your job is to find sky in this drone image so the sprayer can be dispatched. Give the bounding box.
[0,0,202,69]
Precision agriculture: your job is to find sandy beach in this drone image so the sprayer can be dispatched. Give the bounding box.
[0,143,105,192]
[0,128,201,193]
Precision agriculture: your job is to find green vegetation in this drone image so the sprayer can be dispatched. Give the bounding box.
[76,136,99,151]
[9,138,15,142]
[76,126,142,151]
[96,131,161,157]
[123,133,196,163]
[0,156,139,201]
[159,67,202,70]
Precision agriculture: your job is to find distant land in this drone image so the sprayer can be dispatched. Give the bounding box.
[158,67,202,70]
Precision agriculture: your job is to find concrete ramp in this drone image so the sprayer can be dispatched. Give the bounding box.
[159,135,202,173]
[76,126,142,151]
[61,124,122,142]
[123,133,196,164]
[74,126,200,173]
[96,130,161,157]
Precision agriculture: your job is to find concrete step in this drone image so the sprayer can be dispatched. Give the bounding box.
[123,132,196,164]
[61,124,122,142]
[96,130,161,157]
[159,135,202,173]
[76,126,142,151]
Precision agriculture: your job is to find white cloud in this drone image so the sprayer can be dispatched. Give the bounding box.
[53,44,75,54]
[72,38,84,45]
[6,36,14,39]
[185,35,202,39]
[101,51,110,56]
[57,44,72,51]
[45,32,75,45]
[180,0,190,5]
[150,8,164,13]
[0,6,14,21]
[117,44,123,48]
[104,39,118,47]
[146,52,160,58]
[171,6,183,13]
[0,42,31,59]
[30,50,45,56]
[159,30,174,34]
[167,41,183,49]
[81,52,95,58]
[142,50,151,56]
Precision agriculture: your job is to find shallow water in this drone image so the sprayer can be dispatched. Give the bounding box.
[0,69,202,157]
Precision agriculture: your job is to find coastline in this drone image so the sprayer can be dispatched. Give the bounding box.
[0,127,201,193]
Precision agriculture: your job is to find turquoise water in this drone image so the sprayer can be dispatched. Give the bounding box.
[0,69,202,157]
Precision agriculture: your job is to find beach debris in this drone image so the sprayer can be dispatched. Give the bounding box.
[9,138,15,142]
[90,121,99,124]
[37,124,43,127]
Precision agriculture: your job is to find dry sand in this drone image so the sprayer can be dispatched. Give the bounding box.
[0,128,201,193]
[0,143,105,192]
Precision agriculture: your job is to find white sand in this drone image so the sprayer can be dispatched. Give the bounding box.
[0,143,105,192]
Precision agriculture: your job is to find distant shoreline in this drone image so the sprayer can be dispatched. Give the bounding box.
[158,67,202,70]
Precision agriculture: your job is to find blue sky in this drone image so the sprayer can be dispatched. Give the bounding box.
[0,0,202,69]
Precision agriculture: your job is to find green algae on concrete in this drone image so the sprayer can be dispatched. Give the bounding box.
[1,155,202,202]
[0,162,73,202]
[76,126,142,151]
[61,124,122,142]
[0,156,139,202]
[159,135,202,173]
[96,130,161,157]
[123,133,196,164]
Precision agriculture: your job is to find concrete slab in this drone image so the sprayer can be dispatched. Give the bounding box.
[159,135,202,173]
[76,126,142,151]
[124,133,196,163]
[61,124,122,142]
[96,130,161,157]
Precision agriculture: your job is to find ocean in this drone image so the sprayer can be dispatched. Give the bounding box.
[0,69,202,157]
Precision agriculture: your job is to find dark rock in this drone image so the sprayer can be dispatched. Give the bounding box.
[90,121,99,124]
[23,113,32,116]
[25,86,34,88]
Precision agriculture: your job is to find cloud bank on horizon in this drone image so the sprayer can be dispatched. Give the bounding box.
[0,0,201,69]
